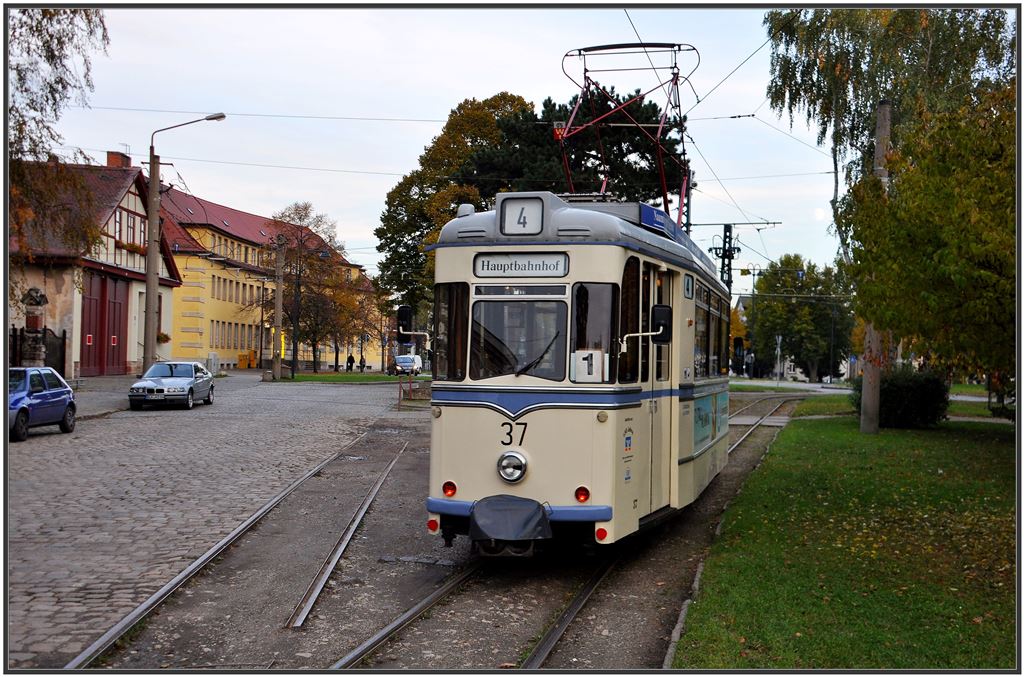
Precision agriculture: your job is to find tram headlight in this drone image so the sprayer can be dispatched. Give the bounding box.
[497,451,527,483]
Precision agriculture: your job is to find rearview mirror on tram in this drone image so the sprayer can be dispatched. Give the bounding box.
[619,304,673,353]
[651,304,672,344]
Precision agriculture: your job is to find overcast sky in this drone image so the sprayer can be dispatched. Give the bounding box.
[54,7,844,296]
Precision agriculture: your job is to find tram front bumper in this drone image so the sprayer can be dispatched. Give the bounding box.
[426,496,613,529]
[468,494,553,542]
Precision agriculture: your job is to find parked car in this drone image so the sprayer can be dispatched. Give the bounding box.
[388,354,423,376]
[8,367,76,442]
[129,361,214,410]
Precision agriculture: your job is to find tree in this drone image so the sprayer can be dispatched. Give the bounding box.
[459,90,687,205]
[375,93,532,310]
[8,9,109,297]
[837,79,1016,378]
[763,8,1011,257]
[746,254,855,383]
[269,202,347,375]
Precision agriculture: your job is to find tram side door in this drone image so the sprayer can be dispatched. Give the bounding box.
[648,264,672,512]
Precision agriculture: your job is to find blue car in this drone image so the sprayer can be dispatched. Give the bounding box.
[8,367,76,442]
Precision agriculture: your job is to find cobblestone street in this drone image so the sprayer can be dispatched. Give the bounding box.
[6,375,399,669]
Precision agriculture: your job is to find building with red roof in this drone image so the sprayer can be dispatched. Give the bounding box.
[10,150,383,376]
[158,181,382,372]
[9,152,182,376]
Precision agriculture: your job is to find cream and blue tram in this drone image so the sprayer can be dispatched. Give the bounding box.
[423,191,730,554]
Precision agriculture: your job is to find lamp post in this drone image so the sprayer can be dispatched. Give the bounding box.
[144,112,226,371]
[273,234,285,380]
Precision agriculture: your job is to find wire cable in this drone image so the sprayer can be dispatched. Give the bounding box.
[752,116,831,157]
[686,133,752,222]
[72,105,446,124]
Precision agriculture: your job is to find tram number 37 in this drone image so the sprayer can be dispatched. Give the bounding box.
[500,422,528,446]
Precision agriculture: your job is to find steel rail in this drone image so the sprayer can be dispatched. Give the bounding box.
[330,562,483,669]
[520,556,620,669]
[729,393,797,418]
[727,398,796,454]
[286,442,409,628]
[63,432,371,670]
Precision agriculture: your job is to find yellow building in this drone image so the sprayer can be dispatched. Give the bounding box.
[160,188,381,372]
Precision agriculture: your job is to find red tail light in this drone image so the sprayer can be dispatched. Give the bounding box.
[595,527,608,541]
[442,481,457,497]
[427,519,439,532]
[575,486,590,503]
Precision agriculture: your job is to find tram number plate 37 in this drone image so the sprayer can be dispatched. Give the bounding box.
[499,422,527,446]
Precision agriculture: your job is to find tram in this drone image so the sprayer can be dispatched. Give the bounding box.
[417,191,731,555]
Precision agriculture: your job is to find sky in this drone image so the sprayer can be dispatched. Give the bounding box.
[53,6,844,297]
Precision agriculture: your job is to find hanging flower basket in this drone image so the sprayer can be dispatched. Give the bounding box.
[157,331,171,344]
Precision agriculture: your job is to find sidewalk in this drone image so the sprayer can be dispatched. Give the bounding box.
[71,374,139,420]
[70,370,263,420]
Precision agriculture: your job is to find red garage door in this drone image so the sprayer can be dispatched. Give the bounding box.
[79,272,129,376]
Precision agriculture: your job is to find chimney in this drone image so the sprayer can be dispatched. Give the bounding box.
[106,151,132,168]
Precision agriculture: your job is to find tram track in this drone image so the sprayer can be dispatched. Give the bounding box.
[329,395,801,671]
[92,393,800,670]
[68,428,420,671]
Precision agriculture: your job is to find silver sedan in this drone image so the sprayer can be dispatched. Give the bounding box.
[128,361,215,410]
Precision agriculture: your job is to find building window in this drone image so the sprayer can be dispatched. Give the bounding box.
[127,214,136,243]
[114,210,123,240]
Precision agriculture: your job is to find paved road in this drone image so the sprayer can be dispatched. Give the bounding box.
[6,373,399,669]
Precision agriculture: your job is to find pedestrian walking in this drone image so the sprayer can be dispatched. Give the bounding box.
[346,354,355,372]
[359,355,366,373]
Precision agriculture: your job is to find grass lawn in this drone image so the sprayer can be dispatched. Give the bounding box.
[792,395,856,417]
[674,417,1015,669]
[950,383,989,396]
[285,373,430,383]
[791,394,1004,420]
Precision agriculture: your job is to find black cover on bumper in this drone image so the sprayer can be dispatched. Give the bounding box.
[469,494,552,541]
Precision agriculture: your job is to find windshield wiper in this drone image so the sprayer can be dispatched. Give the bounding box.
[515,332,560,377]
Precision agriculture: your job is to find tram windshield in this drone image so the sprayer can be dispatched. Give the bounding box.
[470,300,567,380]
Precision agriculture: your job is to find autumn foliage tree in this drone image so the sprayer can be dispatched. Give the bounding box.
[763,9,1015,388]
[374,93,532,309]
[8,9,109,299]
[837,79,1016,379]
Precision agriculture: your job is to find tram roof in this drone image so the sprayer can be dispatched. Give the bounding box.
[431,191,728,296]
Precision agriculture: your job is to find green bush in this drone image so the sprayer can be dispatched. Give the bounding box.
[850,365,949,428]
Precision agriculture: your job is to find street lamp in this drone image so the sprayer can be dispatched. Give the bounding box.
[144,112,226,371]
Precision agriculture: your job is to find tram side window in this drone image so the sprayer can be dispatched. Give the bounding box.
[570,283,619,383]
[433,283,469,381]
[618,257,640,383]
[694,283,709,378]
[655,270,670,382]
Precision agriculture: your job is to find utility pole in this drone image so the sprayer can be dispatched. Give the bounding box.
[273,235,285,380]
[860,100,891,434]
[143,147,161,372]
[708,223,741,293]
[684,167,694,235]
